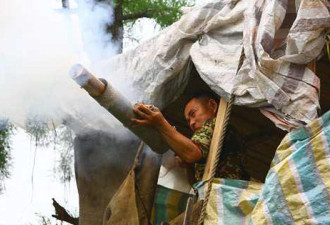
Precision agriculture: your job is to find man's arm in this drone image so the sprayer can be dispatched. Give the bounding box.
[131,103,202,163]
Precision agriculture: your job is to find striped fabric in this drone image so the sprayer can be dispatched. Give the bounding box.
[96,0,328,130]
[201,111,330,225]
[240,0,329,128]
[250,111,330,225]
[204,179,263,225]
[151,185,192,225]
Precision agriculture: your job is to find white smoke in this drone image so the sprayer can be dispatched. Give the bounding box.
[75,0,119,61]
[0,0,127,136]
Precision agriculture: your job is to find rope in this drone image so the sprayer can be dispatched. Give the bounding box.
[132,141,145,170]
[197,98,234,225]
[197,47,244,224]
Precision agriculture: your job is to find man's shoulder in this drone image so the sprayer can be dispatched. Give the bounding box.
[191,117,215,142]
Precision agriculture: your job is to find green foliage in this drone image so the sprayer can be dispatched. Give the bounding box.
[25,117,53,147]
[122,0,190,28]
[35,214,53,225]
[0,119,13,193]
[25,117,74,184]
[53,125,74,183]
[0,116,74,193]
[27,213,58,225]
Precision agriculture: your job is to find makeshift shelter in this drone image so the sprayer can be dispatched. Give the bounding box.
[71,0,329,224]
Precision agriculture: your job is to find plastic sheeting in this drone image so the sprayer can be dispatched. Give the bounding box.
[197,111,330,225]
[95,0,329,130]
[204,179,262,225]
[250,110,330,225]
[196,111,330,225]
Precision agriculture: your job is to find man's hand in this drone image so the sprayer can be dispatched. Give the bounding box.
[132,102,202,164]
[131,102,165,128]
[175,155,188,168]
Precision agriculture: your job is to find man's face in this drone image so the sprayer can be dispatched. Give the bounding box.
[184,98,217,132]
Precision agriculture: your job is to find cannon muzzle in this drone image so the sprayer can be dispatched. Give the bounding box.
[70,64,169,154]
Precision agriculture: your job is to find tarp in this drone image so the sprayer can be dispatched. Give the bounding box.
[103,144,162,225]
[96,0,329,223]
[196,110,330,225]
[151,185,191,225]
[203,179,262,224]
[95,0,330,130]
[250,110,330,225]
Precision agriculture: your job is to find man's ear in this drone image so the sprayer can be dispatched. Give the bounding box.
[208,98,218,115]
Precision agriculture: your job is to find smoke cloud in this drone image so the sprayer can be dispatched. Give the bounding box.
[0,0,129,136]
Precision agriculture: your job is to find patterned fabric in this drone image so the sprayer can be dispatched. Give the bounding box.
[151,185,191,225]
[239,0,329,129]
[249,110,330,225]
[201,179,263,225]
[191,118,248,181]
[196,111,330,225]
[99,0,328,130]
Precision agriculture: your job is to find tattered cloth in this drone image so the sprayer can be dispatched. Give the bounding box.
[94,0,330,130]
[196,110,330,225]
[151,185,191,225]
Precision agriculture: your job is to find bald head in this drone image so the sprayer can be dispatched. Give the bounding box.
[184,94,218,132]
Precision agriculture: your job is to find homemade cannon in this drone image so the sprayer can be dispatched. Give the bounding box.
[70,64,169,154]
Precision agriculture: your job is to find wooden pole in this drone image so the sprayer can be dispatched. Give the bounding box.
[202,98,229,181]
[198,97,231,225]
[183,197,194,225]
[70,64,106,97]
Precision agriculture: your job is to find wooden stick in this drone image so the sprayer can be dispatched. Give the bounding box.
[52,198,78,225]
[202,98,228,181]
[183,197,194,225]
[307,61,316,72]
[70,64,106,97]
[198,97,230,225]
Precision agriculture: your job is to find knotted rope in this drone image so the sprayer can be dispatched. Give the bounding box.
[197,47,244,224]
[197,97,234,225]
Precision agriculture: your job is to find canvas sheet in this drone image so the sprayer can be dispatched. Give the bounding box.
[250,110,330,225]
[203,179,262,225]
[197,111,330,225]
[151,185,191,225]
[95,0,329,130]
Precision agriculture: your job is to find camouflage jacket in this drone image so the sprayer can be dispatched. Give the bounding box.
[191,118,249,181]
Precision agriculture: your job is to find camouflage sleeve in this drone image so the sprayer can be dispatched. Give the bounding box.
[191,118,215,163]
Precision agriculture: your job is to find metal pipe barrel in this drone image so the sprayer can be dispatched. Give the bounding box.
[70,64,169,154]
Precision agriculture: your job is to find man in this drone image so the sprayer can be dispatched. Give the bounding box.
[132,93,248,181]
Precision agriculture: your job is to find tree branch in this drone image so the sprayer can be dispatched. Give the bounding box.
[52,198,79,225]
[61,0,69,8]
[122,11,154,21]
[116,0,124,6]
